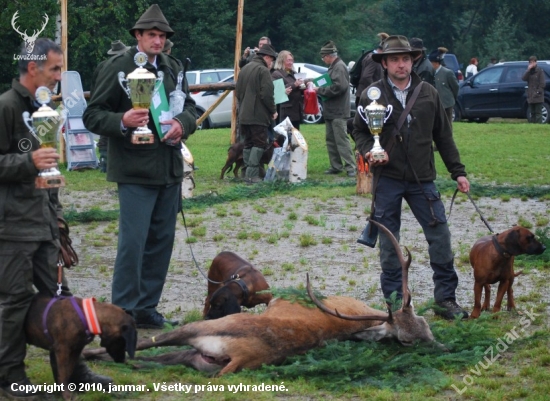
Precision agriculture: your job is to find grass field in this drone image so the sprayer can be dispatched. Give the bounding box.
[29,120,550,400]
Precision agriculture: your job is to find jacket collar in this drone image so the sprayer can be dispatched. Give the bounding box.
[12,79,42,110]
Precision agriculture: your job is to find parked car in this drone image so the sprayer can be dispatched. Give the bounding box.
[454,61,550,123]
[187,63,345,129]
[442,53,463,82]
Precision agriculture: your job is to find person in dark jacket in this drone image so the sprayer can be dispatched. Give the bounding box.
[355,32,388,106]
[409,37,435,86]
[313,41,356,177]
[0,38,111,399]
[271,50,305,129]
[83,4,197,329]
[353,35,470,320]
[429,47,459,125]
[522,56,546,124]
[235,43,278,184]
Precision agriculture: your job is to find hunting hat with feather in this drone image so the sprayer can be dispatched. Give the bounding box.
[376,32,389,50]
[372,35,421,63]
[107,40,130,55]
[428,47,448,63]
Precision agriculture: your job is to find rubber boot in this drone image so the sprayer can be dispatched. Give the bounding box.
[242,148,251,180]
[245,147,264,183]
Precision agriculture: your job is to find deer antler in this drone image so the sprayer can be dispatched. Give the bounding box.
[31,14,49,39]
[306,273,390,321]
[11,11,27,38]
[369,219,412,308]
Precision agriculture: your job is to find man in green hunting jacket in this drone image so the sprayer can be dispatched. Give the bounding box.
[235,43,278,184]
[83,4,197,329]
[313,41,356,177]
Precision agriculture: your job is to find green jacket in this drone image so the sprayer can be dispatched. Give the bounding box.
[0,79,62,241]
[317,57,350,119]
[434,65,459,109]
[236,56,276,126]
[353,72,467,182]
[83,47,197,185]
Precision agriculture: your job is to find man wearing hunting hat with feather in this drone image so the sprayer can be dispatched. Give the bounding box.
[429,47,459,126]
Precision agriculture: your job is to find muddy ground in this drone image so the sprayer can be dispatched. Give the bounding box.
[61,187,550,320]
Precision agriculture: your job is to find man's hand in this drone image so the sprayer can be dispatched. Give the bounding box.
[32,148,60,170]
[457,176,470,193]
[243,47,251,57]
[272,112,278,120]
[122,109,150,128]
[365,151,389,166]
[160,119,183,143]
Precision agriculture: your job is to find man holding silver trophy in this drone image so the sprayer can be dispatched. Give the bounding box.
[0,38,111,399]
[353,35,470,321]
[83,4,197,329]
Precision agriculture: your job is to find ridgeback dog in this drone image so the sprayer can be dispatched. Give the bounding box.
[470,226,546,318]
[25,294,137,399]
[203,251,272,319]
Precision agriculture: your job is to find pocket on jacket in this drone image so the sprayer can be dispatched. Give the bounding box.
[171,149,184,178]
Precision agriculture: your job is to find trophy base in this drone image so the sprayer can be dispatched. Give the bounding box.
[131,132,155,144]
[372,151,386,161]
[35,175,66,189]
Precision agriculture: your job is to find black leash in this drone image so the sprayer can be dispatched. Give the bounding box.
[448,188,494,233]
[179,209,224,285]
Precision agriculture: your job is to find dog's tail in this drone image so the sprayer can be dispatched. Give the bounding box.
[514,270,524,277]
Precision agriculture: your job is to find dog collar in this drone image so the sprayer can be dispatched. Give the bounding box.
[83,297,102,336]
[492,235,512,259]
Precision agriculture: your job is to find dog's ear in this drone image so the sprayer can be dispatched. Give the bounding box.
[505,228,522,255]
[222,294,242,317]
[102,323,137,362]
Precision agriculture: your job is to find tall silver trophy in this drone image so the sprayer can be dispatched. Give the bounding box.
[118,52,164,144]
[364,87,387,161]
[22,87,65,188]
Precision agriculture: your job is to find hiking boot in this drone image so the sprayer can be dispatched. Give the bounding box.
[434,299,469,320]
[0,377,41,400]
[70,361,113,387]
[245,177,263,185]
[135,311,179,329]
[324,168,342,175]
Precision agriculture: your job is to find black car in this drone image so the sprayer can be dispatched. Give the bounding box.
[442,53,463,82]
[454,61,550,123]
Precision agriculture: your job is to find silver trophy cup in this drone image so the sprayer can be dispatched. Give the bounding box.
[22,86,65,188]
[118,52,164,144]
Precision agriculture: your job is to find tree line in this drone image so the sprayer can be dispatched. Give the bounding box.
[2,0,550,93]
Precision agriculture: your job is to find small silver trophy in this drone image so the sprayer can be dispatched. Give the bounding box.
[22,87,65,188]
[365,87,387,161]
[118,52,164,144]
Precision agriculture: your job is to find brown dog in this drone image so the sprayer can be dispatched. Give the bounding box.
[203,251,272,319]
[25,294,137,399]
[220,134,286,179]
[470,226,546,318]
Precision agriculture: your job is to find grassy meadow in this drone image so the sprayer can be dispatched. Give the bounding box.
[28,120,550,400]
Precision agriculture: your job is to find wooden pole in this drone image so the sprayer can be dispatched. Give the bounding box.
[231,0,244,144]
[59,0,68,163]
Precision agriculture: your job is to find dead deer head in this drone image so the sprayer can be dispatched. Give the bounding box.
[12,12,49,53]
[307,219,437,347]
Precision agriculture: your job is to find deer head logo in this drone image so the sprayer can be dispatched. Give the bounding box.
[12,11,49,53]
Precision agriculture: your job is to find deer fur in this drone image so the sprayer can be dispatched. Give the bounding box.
[83,220,439,375]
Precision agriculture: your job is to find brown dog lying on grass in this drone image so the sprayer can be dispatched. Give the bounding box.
[219,134,286,179]
[25,294,136,399]
[203,251,272,319]
[470,226,546,318]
